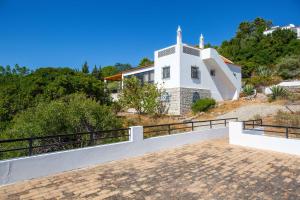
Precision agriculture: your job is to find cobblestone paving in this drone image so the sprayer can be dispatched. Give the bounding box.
[1,139,300,199]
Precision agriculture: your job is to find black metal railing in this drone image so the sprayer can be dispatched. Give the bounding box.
[243,119,300,139]
[143,118,238,139]
[0,128,130,160]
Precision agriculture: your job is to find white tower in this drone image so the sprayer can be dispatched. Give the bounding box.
[200,34,204,49]
[177,26,182,44]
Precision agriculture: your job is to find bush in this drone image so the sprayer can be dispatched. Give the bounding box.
[242,84,255,96]
[270,85,287,100]
[191,98,216,113]
[276,55,300,80]
[275,110,300,127]
[2,93,122,139]
[119,77,166,115]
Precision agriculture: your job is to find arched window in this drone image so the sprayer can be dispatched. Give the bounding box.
[192,92,200,103]
[161,92,170,102]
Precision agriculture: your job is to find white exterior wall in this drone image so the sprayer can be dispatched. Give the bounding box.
[154,45,180,88]
[1,126,228,185]
[179,46,205,89]
[229,122,300,156]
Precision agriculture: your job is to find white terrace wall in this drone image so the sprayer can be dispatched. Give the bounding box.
[0,126,228,186]
[229,122,300,156]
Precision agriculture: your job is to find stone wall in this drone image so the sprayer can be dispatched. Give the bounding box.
[164,88,211,115]
[180,88,211,114]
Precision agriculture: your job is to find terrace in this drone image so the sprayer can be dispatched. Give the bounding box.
[1,118,300,199]
[1,138,300,199]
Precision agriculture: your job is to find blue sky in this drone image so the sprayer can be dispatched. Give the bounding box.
[0,0,299,70]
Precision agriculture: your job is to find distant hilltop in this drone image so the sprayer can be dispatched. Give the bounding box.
[263,24,300,39]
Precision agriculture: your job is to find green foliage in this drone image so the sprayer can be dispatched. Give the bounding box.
[0,64,30,76]
[114,63,132,71]
[3,93,121,139]
[119,77,163,115]
[107,81,120,93]
[191,98,216,113]
[270,85,287,100]
[138,57,154,67]
[82,61,89,73]
[244,75,282,88]
[218,18,300,78]
[255,66,272,77]
[101,66,119,77]
[276,55,300,79]
[101,63,132,78]
[0,67,110,131]
[242,85,255,96]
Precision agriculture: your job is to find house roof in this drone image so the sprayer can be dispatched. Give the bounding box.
[104,73,122,81]
[104,54,238,81]
[220,55,234,64]
[104,65,154,81]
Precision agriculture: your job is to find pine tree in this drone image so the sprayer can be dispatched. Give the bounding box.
[92,65,98,77]
[82,61,89,74]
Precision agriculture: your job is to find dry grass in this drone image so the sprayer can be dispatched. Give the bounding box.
[120,113,181,127]
[190,98,267,120]
[119,93,299,127]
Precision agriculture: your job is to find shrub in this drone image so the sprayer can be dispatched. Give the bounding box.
[242,84,255,96]
[191,98,216,113]
[275,110,300,127]
[270,85,288,100]
[119,77,166,115]
[3,93,122,139]
[276,55,300,80]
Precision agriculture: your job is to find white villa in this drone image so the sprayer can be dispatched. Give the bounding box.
[263,24,300,39]
[105,27,242,115]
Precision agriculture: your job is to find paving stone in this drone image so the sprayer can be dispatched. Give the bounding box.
[0,138,300,199]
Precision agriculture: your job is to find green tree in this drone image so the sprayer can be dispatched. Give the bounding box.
[218,17,299,78]
[82,61,89,74]
[276,55,300,79]
[0,67,110,131]
[114,63,132,71]
[101,66,119,77]
[138,57,154,68]
[119,77,162,115]
[3,93,121,139]
[92,65,99,78]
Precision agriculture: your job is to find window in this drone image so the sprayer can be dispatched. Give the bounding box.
[161,92,170,102]
[124,70,154,85]
[210,69,216,76]
[191,66,199,79]
[192,92,200,103]
[162,66,170,79]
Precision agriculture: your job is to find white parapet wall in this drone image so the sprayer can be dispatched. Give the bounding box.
[229,122,300,156]
[0,126,228,185]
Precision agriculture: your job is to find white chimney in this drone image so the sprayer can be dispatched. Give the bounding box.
[199,34,204,49]
[177,26,182,45]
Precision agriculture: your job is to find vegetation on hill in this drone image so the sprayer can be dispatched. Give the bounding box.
[1,17,300,142]
[0,66,110,132]
[218,18,300,81]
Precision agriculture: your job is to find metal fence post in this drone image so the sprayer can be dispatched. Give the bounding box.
[191,122,194,131]
[210,120,212,129]
[28,138,33,156]
[89,132,94,146]
[224,119,227,127]
[252,120,255,128]
[286,127,289,138]
[168,124,171,135]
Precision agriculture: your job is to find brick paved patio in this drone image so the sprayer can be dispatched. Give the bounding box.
[1,138,300,199]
